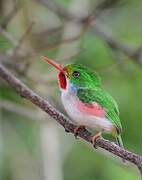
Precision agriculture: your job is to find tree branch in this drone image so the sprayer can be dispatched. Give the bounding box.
[38,0,142,66]
[91,21,142,65]
[0,63,142,176]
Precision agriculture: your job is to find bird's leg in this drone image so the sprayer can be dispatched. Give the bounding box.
[90,132,102,148]
[74,126,86,139]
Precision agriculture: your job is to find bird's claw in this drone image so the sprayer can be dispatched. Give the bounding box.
[65,128,70,133]
[74,126,85,139]
[90,132,102,149]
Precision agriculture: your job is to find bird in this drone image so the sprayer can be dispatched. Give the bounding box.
[42,56,124,148]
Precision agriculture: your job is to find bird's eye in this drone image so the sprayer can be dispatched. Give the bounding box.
[73,71,80,78]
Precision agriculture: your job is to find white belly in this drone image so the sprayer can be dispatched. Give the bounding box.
[61,90,114,133]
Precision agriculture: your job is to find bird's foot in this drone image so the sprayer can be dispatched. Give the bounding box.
[90,132,102,148]
[74,126,86,139]
[65,128,70,133]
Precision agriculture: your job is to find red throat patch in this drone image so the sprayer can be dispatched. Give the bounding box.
[58,72,67,89]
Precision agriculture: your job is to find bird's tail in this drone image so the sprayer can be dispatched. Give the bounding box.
[116,135,124,148]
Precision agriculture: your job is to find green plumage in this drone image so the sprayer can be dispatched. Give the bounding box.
[64,63,123,147]
[43,57,124,148]
[77,88,122,133]
[65,64,101,88]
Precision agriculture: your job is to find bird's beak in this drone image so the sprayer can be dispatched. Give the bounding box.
[41,56,64,73]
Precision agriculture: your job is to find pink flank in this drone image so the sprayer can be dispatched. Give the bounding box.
[77,101,106,118]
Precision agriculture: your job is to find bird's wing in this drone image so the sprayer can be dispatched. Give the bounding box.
[77,88,122,133]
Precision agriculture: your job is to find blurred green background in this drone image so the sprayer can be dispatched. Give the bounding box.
[0,0,142,180]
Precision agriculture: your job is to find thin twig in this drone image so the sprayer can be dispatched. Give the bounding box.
[12,22,35,56]
[38,0,77,20]
[38,0,142,66]
[90,21,142,65]
[0,26,18,47]
[0,63,142,176]
[1,3,19,28]
[0,100,40,120]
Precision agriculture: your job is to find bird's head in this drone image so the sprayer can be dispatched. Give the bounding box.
[42,56,101,92]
